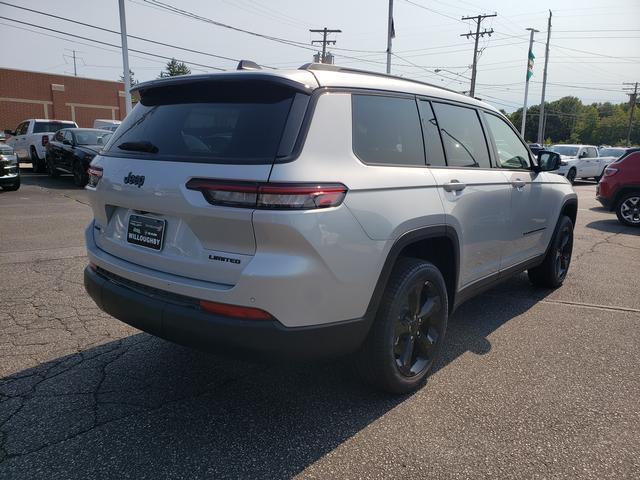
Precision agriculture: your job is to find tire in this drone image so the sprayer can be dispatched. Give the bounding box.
[2,178,20,191]
[528,215,574,288]
[566,168,577,184]
[615,192,640,227]
[46,156,60,178]
[355,258,448,394]
[30,147,45,173]
[72,161,88,187]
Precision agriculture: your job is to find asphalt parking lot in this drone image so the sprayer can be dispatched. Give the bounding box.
[1,168,639,479]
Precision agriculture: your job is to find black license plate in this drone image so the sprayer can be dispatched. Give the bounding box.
[127,215,165,251]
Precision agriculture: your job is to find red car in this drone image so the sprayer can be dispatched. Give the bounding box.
[597,148,640,226]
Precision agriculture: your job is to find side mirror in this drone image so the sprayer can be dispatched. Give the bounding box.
[4,129,14,136]
[536,150,561,172]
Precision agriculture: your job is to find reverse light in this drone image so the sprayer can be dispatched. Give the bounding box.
[199,300,273,320]
[604,167,619,177]
[186,179,348,210]
[87,165,103,188]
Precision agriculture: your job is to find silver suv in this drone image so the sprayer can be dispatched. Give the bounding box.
[84,63,577,393]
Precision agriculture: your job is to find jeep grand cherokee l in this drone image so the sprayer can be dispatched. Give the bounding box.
[84,63,577,393]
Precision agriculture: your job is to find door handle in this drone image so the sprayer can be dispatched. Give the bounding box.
[443,180,466,192]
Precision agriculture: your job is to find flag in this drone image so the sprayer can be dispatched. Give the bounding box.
[526,49,535,81]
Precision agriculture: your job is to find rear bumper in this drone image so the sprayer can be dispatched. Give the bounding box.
[84,265,370,359]
[596,195,613,210]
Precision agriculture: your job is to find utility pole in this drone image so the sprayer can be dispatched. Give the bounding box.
[386,0,394,74]
[537,10,552,145]
[118,0,132,115]
[460,13,496,97]
[623,82,639,145]
[310,27,342,64]
[520,28,538,138]
[72,50,77,76]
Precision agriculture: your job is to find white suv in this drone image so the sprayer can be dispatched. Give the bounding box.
[83,63,577,393]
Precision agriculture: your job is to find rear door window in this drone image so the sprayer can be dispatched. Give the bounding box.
[352,94,425,166]
[432,103,491,168]
[103,81,305,164]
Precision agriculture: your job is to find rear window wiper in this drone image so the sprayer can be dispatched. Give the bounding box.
[117,141,159,153]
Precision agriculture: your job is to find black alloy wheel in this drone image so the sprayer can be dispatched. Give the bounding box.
[355,258,448,394]
[394,279,442,377]
[554,222,573,283]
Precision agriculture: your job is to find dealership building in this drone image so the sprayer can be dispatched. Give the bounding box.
[0,68,127,132]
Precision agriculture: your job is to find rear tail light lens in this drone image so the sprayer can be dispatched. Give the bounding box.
[199,300,273,320]
[41,135,49,147]
[87,165,103,188]
[604,167,618,177]
[186,180,348,210]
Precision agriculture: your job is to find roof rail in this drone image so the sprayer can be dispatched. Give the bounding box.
[298,62,460,95]
[237,60,262,71]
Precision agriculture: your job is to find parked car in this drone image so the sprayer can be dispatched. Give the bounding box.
[0,131,6,143]
[46,128,112,186]
[83,63,576,394]
[549,144,605,183]
[4,119,78,172]
[0,143,20,191]
[93,119,121,132]
[596,148,640,227]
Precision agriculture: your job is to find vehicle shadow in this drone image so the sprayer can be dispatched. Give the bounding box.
[19,171,80,190]
[0,273,552,479]
[585,219,639,235]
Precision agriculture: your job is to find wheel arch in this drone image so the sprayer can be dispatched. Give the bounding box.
[365,225,460,321]
[560,197,578,226]
[612,185,640,210]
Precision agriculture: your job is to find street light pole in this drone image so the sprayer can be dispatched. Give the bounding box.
[118,0,132,115]
[521,28,538,138]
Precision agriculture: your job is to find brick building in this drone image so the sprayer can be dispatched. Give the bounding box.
[0,68,127,131]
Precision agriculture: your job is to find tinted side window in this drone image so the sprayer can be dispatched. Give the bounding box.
[352,94,425,166]
[484,113,531,169]
[432,103,491,168]
[17,122,28,135]
[418,100,446,167]
[64,131,74,143]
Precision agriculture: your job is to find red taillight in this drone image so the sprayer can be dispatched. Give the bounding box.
[199,300,273,320]
[41,135,49,147]
[604,167,618,177]
[186,179,348,210]
[87,166,103,188]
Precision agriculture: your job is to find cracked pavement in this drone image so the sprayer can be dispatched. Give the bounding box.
[1,171,639,479]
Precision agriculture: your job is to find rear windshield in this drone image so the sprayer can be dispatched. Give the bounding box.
[34,121,76,134]
[103,81,304,164]
[74,129,112,145]
[550,145,579,156]
[599,148,625,158]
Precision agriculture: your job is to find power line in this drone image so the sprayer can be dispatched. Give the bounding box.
[310,27,341,64]
[0,16,227,71]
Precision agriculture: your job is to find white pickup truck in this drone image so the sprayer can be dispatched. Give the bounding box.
[4,119,78,172]
[549,144,610,183]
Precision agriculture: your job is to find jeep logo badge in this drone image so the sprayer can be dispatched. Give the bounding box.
[124,172,145,188]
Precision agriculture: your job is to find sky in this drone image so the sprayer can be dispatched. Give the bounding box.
[0,0,639,113]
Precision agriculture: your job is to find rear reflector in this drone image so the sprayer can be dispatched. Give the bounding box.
[186,179,347,210]
[199,300,273,320]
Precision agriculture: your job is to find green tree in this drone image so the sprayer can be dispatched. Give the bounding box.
[159,59,191,78]
[119,69,138,86]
